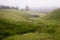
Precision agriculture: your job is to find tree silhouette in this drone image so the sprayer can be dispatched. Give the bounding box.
[25,5,29,11]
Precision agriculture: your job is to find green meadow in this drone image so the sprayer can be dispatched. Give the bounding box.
[0,9,60,40]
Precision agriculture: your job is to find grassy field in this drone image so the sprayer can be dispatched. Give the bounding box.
[0,9,60,40]
[4,33,51,40]
[0,9,45,40]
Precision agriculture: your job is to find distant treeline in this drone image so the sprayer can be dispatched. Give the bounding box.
[0,5,18,10]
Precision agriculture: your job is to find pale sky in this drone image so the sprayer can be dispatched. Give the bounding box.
[0,0,60,9]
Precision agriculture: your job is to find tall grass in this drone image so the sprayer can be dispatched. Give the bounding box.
[0,18,38,40]
[1,9,60,40]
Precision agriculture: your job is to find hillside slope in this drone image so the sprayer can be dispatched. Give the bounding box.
[44,8,60,21]
[0,9,46,40]
[4,8,60,40]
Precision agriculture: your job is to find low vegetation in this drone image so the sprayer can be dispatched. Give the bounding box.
[0,9,60,40]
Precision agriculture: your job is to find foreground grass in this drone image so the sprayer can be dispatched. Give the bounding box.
[0,9,60,40]
[4,33,52,40]
[0,9,45,40]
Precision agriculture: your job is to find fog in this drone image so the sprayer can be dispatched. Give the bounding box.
[0,0,60,9]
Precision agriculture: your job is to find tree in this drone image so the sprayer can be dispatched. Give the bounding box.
[25,5,29,11]
[21,8,24,11]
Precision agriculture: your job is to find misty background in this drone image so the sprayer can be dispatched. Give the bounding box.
[0,0,60,13]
